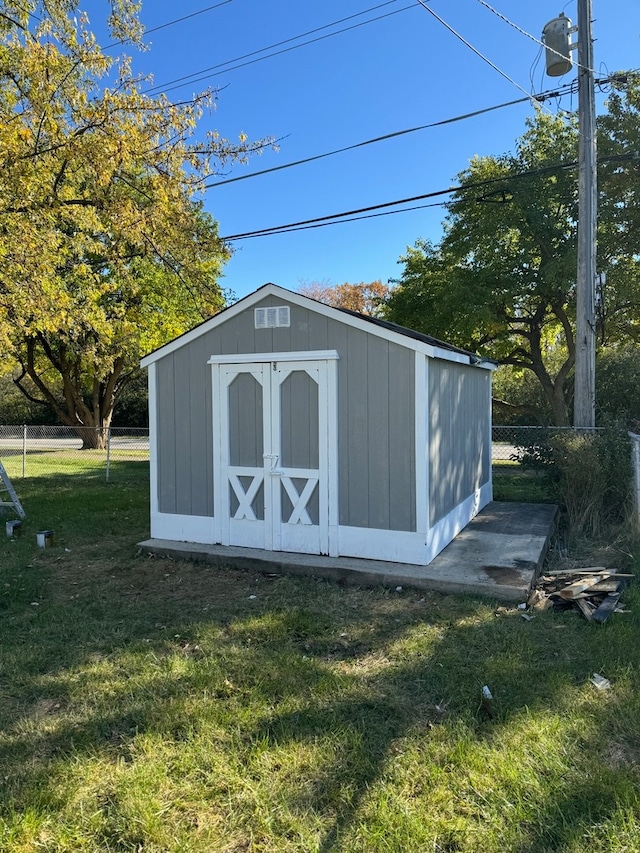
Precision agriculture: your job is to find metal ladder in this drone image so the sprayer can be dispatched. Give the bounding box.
[0,460,26,519]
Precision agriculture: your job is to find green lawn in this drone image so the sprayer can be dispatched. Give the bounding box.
[492,462,553,504]
[1,449,148,482]
[1,465,639,852]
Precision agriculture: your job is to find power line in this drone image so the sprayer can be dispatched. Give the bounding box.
[12,0,415,105]
[415,0,547,108]
[11,1,236,52]
[221,161,578,240]
[225,200,450,238]
[13,1,40,23]
[143,1,236,38]
[144,0,415,95]
[220,153,636,241]
[204,82,580,189]
[102,1,237,50]
[476,0,597,75]
[204,71,626,190]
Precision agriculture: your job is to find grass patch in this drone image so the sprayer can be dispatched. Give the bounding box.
[492,463,553,503]
[0,465,639,851]
[1,451,148,482]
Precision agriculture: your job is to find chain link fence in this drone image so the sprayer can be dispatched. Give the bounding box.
[3,423,550,492]
[492,424,640,514]
[492,425,551,502]
[0,425,149,482]
[629,432,640,528]
[491,424,607,461]
[3,424,638,515]
[491,425,610,503]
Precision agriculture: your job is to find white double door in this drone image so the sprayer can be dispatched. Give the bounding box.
[212,356,336,555]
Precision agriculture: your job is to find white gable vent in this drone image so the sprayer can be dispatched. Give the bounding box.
[254,306,290,329]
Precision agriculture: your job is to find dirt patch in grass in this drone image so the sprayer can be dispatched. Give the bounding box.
[606,741,640,770]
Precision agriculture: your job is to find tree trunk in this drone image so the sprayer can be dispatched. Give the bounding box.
[74,401,115,450]
[549,386,571,426]
[528,321,573,426]
[78,426,109,450]
[17,338,122,449]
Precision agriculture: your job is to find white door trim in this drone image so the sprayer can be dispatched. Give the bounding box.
[211,352,339,556]
[208,350,339,365]
[213,362,270,548]
[274,360,325,555]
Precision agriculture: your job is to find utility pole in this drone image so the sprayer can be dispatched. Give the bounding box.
[543,3,597,427]
[574,0,597,428]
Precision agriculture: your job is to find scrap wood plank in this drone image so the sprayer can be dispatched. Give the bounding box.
[588,579,623,594]
[592,593,621,624]
[528,588,554,610]
[544,578,585,593]
[537,577,560,586]
[559,575,613,600]
[545,567,608,576]
[545,570,631,581]
[575,598,596,621]
[546,568,633,578]
[568,591,607,600]
[527,588,546,606]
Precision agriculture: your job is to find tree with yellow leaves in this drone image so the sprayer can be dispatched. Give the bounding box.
[298,280,390,316]
[0,1,273,446]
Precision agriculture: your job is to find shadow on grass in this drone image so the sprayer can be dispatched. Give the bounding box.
[0,484,638,850]
[243,603,640,852]
[1,570,639,851]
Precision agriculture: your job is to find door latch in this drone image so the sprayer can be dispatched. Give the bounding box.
[263,453,283,476]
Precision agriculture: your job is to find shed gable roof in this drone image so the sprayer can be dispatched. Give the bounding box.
[140,283,489,369]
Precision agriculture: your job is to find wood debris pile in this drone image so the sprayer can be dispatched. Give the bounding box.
[528,567,633,623]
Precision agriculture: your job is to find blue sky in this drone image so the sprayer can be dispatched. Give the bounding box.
[101,1,639,300]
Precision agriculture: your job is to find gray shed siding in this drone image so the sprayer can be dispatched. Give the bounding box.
[428,359,491,526]
[154,295,416,531]
[156,333,214,517]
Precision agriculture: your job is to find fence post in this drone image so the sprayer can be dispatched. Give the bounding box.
[22,424,27,478]
[106,427,111,483]
[629,433,640,529]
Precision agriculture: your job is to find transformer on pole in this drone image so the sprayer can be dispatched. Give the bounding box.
[542,14,573,77]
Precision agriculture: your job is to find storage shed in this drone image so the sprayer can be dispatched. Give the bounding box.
[140,283,494,566]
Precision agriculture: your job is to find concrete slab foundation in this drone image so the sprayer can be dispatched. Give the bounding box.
[138,501,558,602]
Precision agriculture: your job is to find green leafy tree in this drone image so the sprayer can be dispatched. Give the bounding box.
[597,79,640,346]
[385,78,640,425]
[594,345,640,430]
[492,365,554,426]
[0,1,273,446]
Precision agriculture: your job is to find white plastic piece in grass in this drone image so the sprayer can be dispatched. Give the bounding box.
[590,673,611,690]
[481,685,494,717]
